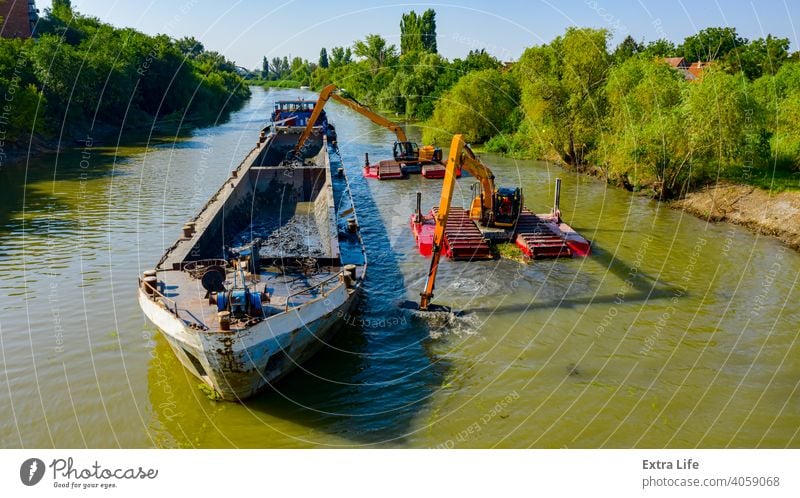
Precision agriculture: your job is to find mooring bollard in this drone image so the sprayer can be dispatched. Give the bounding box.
[143,273,158,295]
[218,311,231,331]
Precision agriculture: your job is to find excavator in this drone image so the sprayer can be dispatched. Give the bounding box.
[290,84,441,166]
[417,134,523,310]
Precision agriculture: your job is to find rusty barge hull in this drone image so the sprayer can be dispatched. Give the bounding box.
[138,125,367,401]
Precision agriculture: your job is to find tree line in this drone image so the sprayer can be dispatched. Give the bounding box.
[0,0,250,146]
[261,13,798,198]
[502,27,798,197]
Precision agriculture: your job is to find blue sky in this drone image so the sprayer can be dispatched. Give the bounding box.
[36,0,799,69]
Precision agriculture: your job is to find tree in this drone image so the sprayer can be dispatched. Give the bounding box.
[270,56,282,79]
[400,9,437,55]
[400,11,423,54]
[724,35,790,79]
[516,27,611,167]
[261,56,269,79]
[681,27,745,63]
[51,0,73,18]
[381,52,445,117]
[642,39,677,58]
[421,9,437,53]
[353,34,397,72]
[683,67,757,166]
[176,36,204,58]
[451,49,501,75]
[604,56,689,196]
[24,7,249,130]
[319,48,329,68]
[423,69,519,144]
[329,46,351,67]
[613,35,644,63]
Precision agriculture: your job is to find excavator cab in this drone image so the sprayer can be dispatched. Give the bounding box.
[393,141,419,162]
[493,187,523,227]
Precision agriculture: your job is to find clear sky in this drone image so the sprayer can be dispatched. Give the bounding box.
[35,0,799,69]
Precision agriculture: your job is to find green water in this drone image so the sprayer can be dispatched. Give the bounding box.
[1,87,798,448]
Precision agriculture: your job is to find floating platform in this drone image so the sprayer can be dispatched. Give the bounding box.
[514,210,571,258]
[363,160,404,180]
[410,208,493,261]
[421,163,446,178]
[363,159,458,181]
[410,208,591,261]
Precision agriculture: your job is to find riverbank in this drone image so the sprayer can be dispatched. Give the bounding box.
[478,142,800,253]
[672,182,800,251]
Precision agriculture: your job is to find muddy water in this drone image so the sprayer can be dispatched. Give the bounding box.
[0,87,798,448]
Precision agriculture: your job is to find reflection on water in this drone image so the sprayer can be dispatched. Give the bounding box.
[0,87,798,448]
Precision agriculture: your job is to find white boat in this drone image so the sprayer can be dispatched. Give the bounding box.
[138,122,366,400]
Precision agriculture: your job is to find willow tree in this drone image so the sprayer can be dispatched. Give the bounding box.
[423,68,519,145]
[604,56,689,197]
[516,27,610,168]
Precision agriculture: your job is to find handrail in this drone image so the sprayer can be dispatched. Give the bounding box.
[284,271,345,311]
[139,276,178,315]
[139,276,208,330]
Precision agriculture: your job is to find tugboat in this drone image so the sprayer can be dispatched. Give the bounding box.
[270,98,337,142]
[138,113,366,400]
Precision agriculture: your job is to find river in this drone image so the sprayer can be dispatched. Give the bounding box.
[0,87,797,448]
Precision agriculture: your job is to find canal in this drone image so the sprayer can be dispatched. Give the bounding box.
[0,87,797,448]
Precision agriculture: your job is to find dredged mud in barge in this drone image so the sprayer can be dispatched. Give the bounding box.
[138,126,366,400]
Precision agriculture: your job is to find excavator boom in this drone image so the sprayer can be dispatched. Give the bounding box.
[291,84,408,160]
[419,135,464,310]
[418,134,512,310]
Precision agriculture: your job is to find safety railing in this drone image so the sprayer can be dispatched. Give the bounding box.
[282,271,344,312]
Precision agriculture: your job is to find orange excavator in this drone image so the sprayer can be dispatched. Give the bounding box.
[417,134,523,310]
[291,84,441,165]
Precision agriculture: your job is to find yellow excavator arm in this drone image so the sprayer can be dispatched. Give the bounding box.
[419,134,498,309]
[291,84,408,160]
[419,136,463,310]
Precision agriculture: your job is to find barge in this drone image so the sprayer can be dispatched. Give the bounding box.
[138,120,366,401]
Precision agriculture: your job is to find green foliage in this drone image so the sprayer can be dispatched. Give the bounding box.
[176,36,204,58]
[380,52,447,118]
[319,48,329,69]
[681,27,745,63]
[353,34,397,72]
[722,35,790,79]
[423,69,519,144]
[0,4,249,144]
[450,49,502,76]
[400,9,437,55]
[603,56,689,196]
[329,46,352,68]
[612,35,644,63]
[642,39,678,58]
[764,64,800,168]
[257,17,799,199]
[515,27,611,167]
[683,68,759,166]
